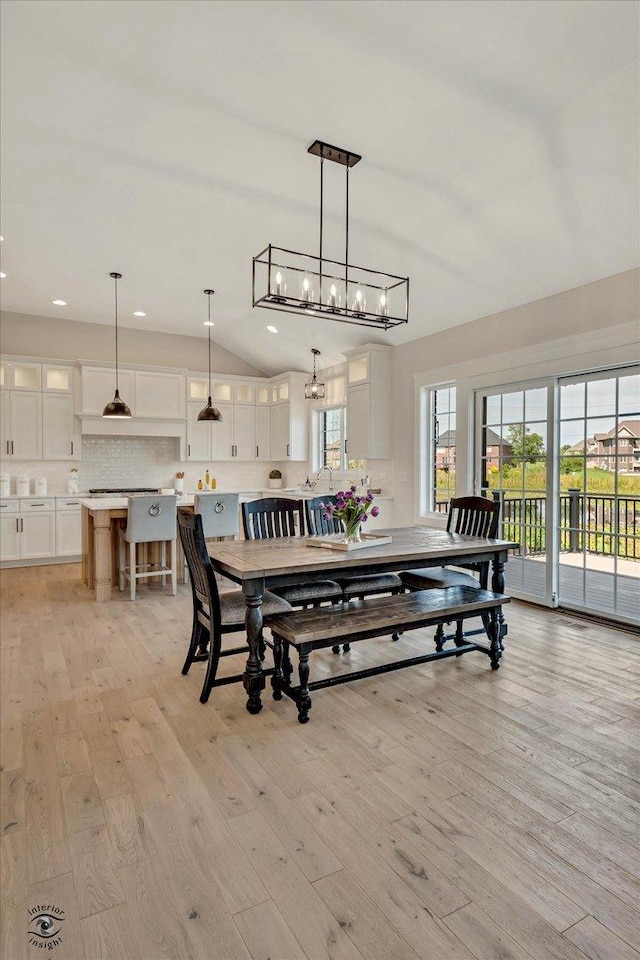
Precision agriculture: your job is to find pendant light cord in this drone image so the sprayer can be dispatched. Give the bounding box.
[207,291,213,402]
[114,274,119,392]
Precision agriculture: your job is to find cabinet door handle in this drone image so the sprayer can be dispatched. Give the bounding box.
[5,441,8,455]
[231,444,234,458]
[256,445,259,458]
[71,441,74,455]
[30,503,45,507]
[286,443,290,457]
[0,504,6,508]
[187,444,191,457]
[16,518,19,532]
[344,439,348,454]
[11,441,14,454]
[65,501,79,505]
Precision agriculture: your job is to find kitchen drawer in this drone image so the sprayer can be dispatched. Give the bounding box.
[19,498,55,512]
[0,499,19,514]
[56,498,83,512]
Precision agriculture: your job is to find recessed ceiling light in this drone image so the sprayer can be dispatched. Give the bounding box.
[202,320,215,327]
[0,272,6,279]
[52,299,67,306]
[133,310,146,317]
[267,324,278,333]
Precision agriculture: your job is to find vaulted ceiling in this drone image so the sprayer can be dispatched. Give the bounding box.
[1,0,638,374]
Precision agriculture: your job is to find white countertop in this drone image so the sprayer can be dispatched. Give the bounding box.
[79,489,393,510]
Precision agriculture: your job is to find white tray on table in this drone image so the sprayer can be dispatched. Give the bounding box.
[305,533,392,551]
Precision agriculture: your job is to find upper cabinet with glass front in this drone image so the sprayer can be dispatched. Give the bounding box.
[0,359,42,391]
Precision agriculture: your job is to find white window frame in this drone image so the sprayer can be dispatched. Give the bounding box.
[312,405,365,479]
[417,382,457,520]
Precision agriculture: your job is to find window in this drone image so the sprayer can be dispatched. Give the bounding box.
[317,407,365,472]
[421,384,456,514]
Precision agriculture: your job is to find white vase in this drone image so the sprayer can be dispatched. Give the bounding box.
[174,477,184,495]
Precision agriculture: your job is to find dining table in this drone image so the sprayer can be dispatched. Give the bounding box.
[207,525,518,715]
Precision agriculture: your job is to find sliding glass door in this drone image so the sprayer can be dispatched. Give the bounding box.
[558,367,639,624]
[475,365,639,624]
[476,380,554,606]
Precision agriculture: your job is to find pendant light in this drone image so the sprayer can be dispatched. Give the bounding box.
[197,289,223,421]
[102,272,132,418]
[304,347,326,399]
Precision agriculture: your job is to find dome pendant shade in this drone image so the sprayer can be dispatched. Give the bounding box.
[102,388,132,418]
[197,397,223,421]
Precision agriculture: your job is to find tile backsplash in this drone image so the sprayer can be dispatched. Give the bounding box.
[3,437,392,496]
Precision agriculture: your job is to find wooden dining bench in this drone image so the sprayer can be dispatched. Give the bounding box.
[264,585,510,722]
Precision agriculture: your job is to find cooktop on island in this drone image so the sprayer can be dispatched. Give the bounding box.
[88,487,161,497]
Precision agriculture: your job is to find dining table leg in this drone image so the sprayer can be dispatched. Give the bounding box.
[491,551,508,645]
[243,578,266,714]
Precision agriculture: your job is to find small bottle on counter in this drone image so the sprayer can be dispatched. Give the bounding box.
[204,469,210,489]
[197,479,203,490]
[211,476,217,490]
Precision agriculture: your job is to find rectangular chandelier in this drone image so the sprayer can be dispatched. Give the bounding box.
[252,141,409,331]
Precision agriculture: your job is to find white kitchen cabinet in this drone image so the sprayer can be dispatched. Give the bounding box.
[43,394,81,460]
[186,401,213,461]
[269,373,308,461]
[255,405,271,461]
[21,510,56,559]
[211,403,234,461]
[56,500,82,556]
[0,513,20,561]
[80,366,135,416]
[232,405,256,460]
[134,370,185,419]
[188,401,255,462]
[270,402,289,460]
[43,364,74,393]
[345,345,392,459]
[0,498,56,562]
[1,391,43,459]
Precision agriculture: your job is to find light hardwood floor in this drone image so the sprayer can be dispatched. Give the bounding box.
[1,562,639,960]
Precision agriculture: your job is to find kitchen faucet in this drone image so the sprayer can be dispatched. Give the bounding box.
[315,464,334,491]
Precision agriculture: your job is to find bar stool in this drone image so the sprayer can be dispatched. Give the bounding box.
[118,494,177,600]
[186,493,240,582]
[194,492,239,539]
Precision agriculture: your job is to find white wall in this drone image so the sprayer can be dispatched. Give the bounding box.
[0,311,265,377]
[391,269,640,525]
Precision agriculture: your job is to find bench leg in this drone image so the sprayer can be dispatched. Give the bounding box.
[271,633,284,700]
[282,642,293,686]
[434,623,445,652]
[297,645,312,723]
[454,620,465,653]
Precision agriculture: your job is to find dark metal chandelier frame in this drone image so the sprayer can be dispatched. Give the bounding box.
[252,140,409,331]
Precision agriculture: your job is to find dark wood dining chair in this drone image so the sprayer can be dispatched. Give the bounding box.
[178,509,292,704]
[241,497,343,609]
[305,495,403,647]
[399,496,501,650]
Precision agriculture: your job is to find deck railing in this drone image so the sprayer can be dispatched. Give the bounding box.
[434,492,639,559]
